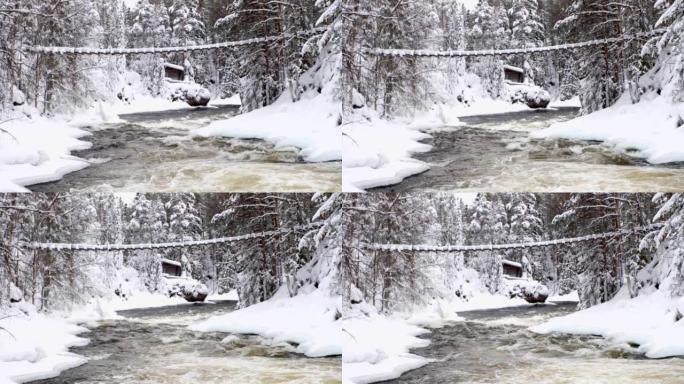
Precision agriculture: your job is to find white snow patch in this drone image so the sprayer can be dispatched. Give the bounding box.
[193,90,341,163]
[0,303,91,384]
[532,94,684,164]
[343,108,431,191]
[531,288,684,359]
[342,310,430,384]
[0,111,91,191]
[207,289,239,302]
[548,291,580,302]
[191,287,341,358]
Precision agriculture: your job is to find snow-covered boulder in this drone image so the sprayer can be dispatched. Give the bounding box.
[167,81,211,107]
[11,85,26,106]
[165,278,208,302]
[9,282,23,303]
[501,278,549,303]
[506,84,551,109]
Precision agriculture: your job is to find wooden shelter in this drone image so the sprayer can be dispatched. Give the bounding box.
[502,259,523,278]
[161,258,182,277]
[163,63,185,82]
[503,64,525,84]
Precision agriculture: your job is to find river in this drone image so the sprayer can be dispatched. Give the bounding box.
[30,300,341,384]
[382,302,684,384]
[30,105,341,192]
[374,107,684,192]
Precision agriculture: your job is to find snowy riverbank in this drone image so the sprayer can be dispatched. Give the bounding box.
[532,94,684,164]
[0,290,201,384]
[0,95,242,192]
[194,90,342,163]
[343,97,581,191]
[191,286,342,358]
[531,288,684,359]
[0,110,92,192]
[342,293,536,384]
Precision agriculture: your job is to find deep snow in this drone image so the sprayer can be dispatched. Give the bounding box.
[531,288,684,359]
[191,286,342,358]
[532,93,684,164]
[193,90,342,163]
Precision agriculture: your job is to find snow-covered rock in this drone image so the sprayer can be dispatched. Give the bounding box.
[167,81,211,107]
[506,83,551,109]
[501,278,549,303]
[9,283,23,303]
[11,85,25,106]
[165,277,209,302]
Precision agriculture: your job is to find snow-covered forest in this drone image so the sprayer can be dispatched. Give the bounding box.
[0,192,342,383]
[343,192,684,383]
[0,192,340,308]
[342,0,684,191]
[0,0,342,192]
[0,0,339,113]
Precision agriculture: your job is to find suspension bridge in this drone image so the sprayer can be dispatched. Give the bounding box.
[363,224,663,253]
[22,27,328,55]
[361,29,665,58]
[21,222,324,252]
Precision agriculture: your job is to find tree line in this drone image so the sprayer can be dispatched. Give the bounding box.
[0,193,340,310]
[0,0,341,114]
[342,0,684,117]
[342,193,684,313]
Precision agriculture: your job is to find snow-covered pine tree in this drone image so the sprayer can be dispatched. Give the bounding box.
[639,193,684,296]
[554,0,658,113]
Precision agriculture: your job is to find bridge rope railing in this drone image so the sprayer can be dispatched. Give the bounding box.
[21,222,324,252]
[362,29,666,58]
[24,27,328,55]
[363,223,663,253]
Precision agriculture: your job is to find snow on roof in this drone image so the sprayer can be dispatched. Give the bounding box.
[161,258,181,267]
[502,259,523,268]
[163,62,185,71]
[503,64,524,73]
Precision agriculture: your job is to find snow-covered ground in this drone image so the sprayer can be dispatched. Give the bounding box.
[191,286,342,358]
[0,109,92,192]
[342,292,536,384]
[343,107,432,191]
[193,90,342,163]
[531,288,684,359]
[532,93,684,164]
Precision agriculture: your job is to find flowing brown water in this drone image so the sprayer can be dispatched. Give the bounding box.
[374,107,684,192]
[30,105,341,192]
[30,300,341,384]
[382,302,684,384]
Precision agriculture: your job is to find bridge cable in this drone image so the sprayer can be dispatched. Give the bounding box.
[364,223,663,253]
[21,222,324,252]
[362,29,666,58]
[23,27,328,56]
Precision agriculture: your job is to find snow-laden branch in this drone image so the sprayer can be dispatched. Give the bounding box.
[24,27,328,55]
[364,224,664,252]
[21,222,324,252]
[363,29,666,58]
